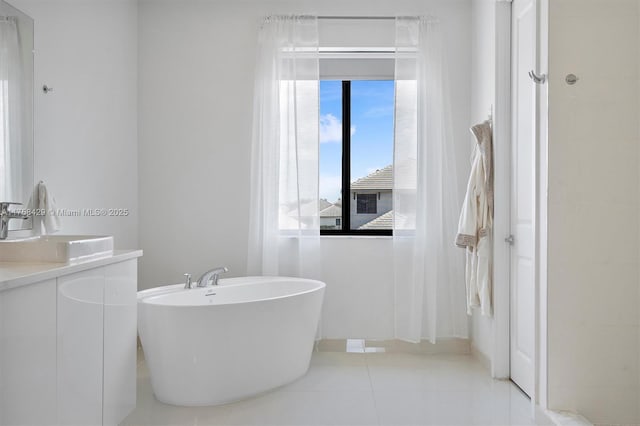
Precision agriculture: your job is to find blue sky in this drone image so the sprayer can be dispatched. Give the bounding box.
[319,80,395,202]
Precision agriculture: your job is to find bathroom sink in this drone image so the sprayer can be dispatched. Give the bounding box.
[0,235,114,263]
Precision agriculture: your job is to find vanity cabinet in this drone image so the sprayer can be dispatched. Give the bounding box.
[0,254,140,426]
[0,279,57,425]
[102,261,137,425]
[57,268,105,425]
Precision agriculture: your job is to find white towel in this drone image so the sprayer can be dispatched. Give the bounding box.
[37,181,60,234]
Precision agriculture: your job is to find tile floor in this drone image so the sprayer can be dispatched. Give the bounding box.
[122,350,553,426]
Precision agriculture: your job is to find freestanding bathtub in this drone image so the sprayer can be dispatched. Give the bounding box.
[137,276,325,406]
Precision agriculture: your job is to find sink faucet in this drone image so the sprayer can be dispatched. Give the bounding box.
[196,266,229,287]
[0,202,29,240]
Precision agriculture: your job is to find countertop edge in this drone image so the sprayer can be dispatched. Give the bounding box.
[0,250,143,292]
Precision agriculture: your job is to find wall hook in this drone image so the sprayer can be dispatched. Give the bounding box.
[565,74,579,85]
[528,70,546,84]
[42,84,54,94]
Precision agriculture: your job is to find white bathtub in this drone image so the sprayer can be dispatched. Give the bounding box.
[137,276,325,406]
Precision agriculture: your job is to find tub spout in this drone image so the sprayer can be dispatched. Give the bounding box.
[196,267,229,287]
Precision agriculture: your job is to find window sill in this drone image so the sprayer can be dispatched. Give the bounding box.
[320,234,392,240]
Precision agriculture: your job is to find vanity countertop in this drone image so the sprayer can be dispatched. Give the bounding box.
[0,249,143,292]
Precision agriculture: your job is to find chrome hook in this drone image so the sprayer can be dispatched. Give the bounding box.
[565,74,579,85]
[528,70,546,84]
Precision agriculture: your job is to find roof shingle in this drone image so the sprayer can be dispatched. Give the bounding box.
[351,165,393,191]
[320,204,342,218]
[359,210,393,230]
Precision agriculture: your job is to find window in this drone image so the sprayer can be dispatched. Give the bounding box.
[319,80,394,235]
[356,194,377,214]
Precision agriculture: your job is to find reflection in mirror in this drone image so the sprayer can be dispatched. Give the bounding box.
[0,0,33,231]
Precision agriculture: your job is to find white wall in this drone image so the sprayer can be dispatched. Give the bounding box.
[547,0,640,423]
[138,0,472,339]
[6,0,139,250]
[469,0,496,364]
[319,238,394,338]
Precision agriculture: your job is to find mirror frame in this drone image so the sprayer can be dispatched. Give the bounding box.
[1,0,34,231]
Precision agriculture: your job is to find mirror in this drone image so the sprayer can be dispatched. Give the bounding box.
[0,0,33,230]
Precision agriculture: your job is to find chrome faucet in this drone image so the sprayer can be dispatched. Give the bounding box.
[0,202,29,240]
[196,266,229,287]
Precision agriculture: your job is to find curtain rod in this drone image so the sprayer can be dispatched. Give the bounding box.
[318,16,396,20]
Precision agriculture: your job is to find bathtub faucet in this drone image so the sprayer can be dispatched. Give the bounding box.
[196,266,229,287]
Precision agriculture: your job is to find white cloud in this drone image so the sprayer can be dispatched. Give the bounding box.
[320,114,342,143]
[320,113,356,143]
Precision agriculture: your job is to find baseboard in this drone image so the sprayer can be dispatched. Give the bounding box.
[544,409,593,426]
[470,342,492,372]
[315,338,470,355]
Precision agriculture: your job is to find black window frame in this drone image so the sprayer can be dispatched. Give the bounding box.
[321,80,393,237]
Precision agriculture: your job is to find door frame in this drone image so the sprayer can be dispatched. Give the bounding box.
[493,0,549,410]
[534,0,549,410]
[492,0,512,382]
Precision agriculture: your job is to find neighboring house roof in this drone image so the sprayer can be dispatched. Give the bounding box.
[320,204,342,218]
[351,165,393,191]
[359,210,393,230]
[286,199,327,216]
[318,199,333,211]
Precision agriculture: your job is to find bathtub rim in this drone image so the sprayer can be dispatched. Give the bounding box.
[137,276,326,308]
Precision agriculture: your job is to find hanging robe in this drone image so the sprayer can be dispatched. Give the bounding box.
[455,120,494,316]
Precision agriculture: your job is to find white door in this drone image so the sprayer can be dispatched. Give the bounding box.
[510,0,537,397]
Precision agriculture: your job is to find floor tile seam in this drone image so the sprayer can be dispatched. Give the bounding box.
[364,353,384,426]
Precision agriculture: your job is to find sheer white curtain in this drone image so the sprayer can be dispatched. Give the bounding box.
[247,16,321,279]
[0,17,23,203]
[393,17,468,343]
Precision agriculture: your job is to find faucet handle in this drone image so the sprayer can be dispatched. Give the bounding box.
[183,273,193,289]
[0,202,23,210]
[0,202,27,240]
